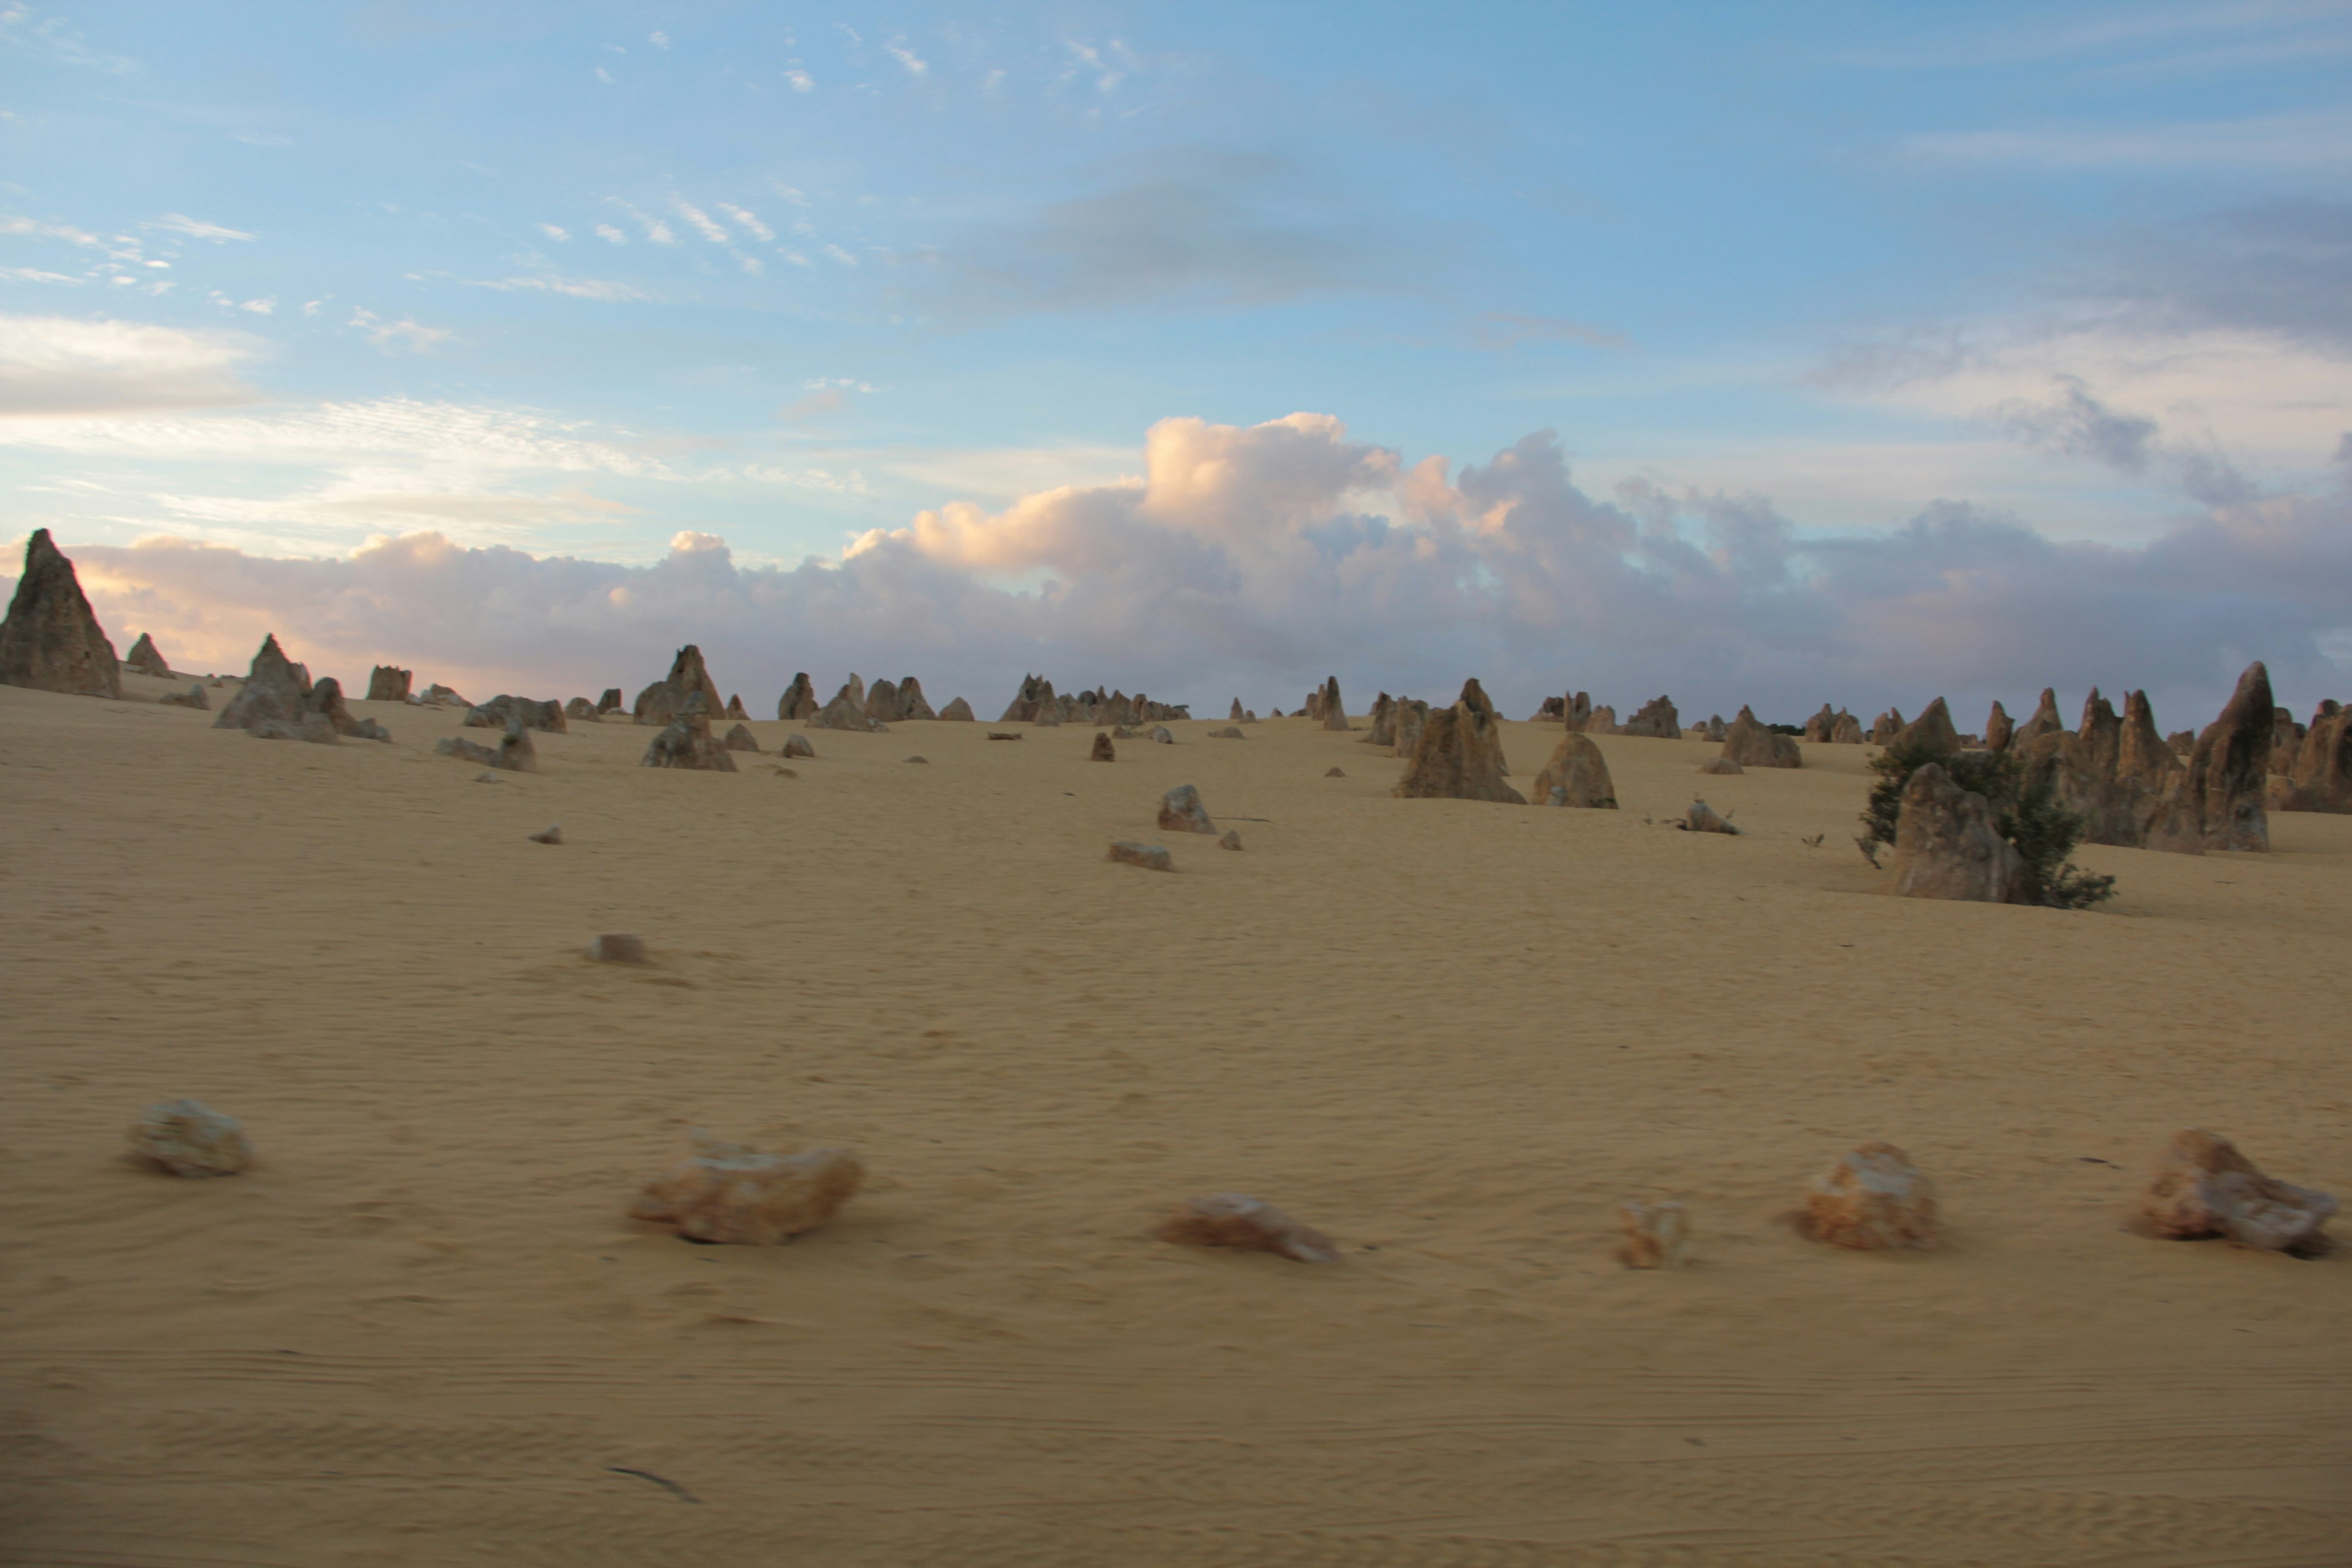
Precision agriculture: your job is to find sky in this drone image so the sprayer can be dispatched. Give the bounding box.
[3,0,2351,725]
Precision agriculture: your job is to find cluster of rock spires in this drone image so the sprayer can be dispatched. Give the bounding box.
[214,634,393,744]
[1000,673,1188,727]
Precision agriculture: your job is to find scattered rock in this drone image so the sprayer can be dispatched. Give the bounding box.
[1148,725,1174,744]
[586,933,649,963]
[938,696,975,722]
[1210,726,1246,739]
[633,645,726,726]
[987,730,1022,741]
[213,633,310,732]
[158,682,209,710]
[810,677,886,732]
[782,733,816,759]
[1091,731,1116,761]
[529,824,563,845]
[1530,731,1617,807]
[1697,757,1743,775]
[723,723,761,753]
[1721,706,1801,768]
[1324,766,1345,777]
[1158,783,1217,834]
[1619,695,1682,739]
[1158,1194,1338,1263]
[1108,840,1175,871]
[1618,1200,1691,1269]
[1393,679,1525,804]
[1683,799,1738,834]
[1888,762,2022,902]
[464,695,565,733]
[904,755,928,764]
[309,676,392,741]
[2139,1129,2335,1253]
[366,665,412,701]
[1806,1142,1940,1250]
[598,687,624,714]
[630,1132,864,1245]
[124,633,171,678]
[438,722,538,772]
[0,529,121,698]
[771,766,798,778]
[1890,697,1962,760]
[1218,829,1243,850]
[643,692,739,771]
[127,1099,252,1177]
[421,682,469,706]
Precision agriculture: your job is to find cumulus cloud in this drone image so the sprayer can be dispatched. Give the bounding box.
[0,314,261,415]
[24,412,2348,725]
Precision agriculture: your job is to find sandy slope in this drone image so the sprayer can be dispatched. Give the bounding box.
[2,675,2346,1567]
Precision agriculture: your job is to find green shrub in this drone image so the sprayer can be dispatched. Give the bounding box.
[1861,739,2116,910]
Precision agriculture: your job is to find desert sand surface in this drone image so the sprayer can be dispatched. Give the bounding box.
[3,674,2348,1567]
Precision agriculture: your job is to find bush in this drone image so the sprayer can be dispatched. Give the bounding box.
[1861,740,2116,910]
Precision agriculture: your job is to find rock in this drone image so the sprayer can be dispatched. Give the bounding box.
[633,644,726,726]
[473,771,500,783]
[1363,692,1397,745]
[1802,704,1836,744]
[2166,729,2196,755]
[1888,763,2023,902]
[437,722,537,772]
[987,731,1023,741]
[2011,688,2064,752]
[1530,731,1617,807]
[158,682,209,710]
[1585,703,1618,734]
[1324,766,1346,777]
[1830,710,1864,744]
[254,714,339,745]
[1620,695,1681,739]
[0,529,121,698]
[1721,706,1801,768]
[528,824,563,845]
[810,677,884,732]
[2138,1129,2335,1253]
[1696,714,1727,742]
[938,696,975,722]
[1868,707,1904,745]
[598,687,624,714]
[2268,706,2304,778]
[774,673,816,720]
[1564,691,1593,731]
[127,1099,253,1177]
[2283,700,2352,812]
[366,665,412,701]
[1147,725,1174,744]
[1218,829,1242,850]
[723,723,761,753]
[307,677,391,741]
[214,633,311,731]
[1697,757,1743,775]
[1683,799,1738,834]
[895,676,937,722]
[1033,700,1064,728]
[771,766,798,778]
[1158,1194,1338,1263]
[1890,697,1961,760]
[1108,840,1174,870]
[1091,731,1116,761]
[782,733,816,759]
[1158,783,1217,834]
[1229,698,1245,722]
[1618,1200,1691,1269]
[1531,694,1567,722]
[1983,700,2014,752]
[421,682,468,706]
[586,933,649,963]
[2029,688,2186,850]
[904,755,928,764]
[564,696,599,722]
[1391,697,1431,758]
[1205,725,1242,739]
[630,1132,864,1245]
[1807,1143,1940,1250]
[643,692,739,771]
[124,633,171,677]
[2158,661,2273,853]
[1393,679,1525,804]
[864,677,903,724]
[1320,675,1349,731]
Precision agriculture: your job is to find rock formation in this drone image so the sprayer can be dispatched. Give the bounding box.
[1158,784,1217,834]
[124,633,170,677]
[999,673,1053,723]
[810,679,884,732]
[2268,707,2304,779]
[723,723,761,752]
[1147,725,1174,744]
[437,722,537,772]
[1585,704,1618,734]
[643,692,739,771]
[1620,695,1681,739]
[127,1099,253,1177]
[1868,708,1904,745]
[782,733,815,759]
[1807,1143,1940,1250]
[1319,676,1348,731]
[0,529,121,698]
[725,693,749,721]
[1390,697,1430,758]
[2019,687,2185,849]
[1230,698,1245,722]
[1158,1194,1338,1262]
[1721,707,1801,768]
[366,665,412,701]
[2138,1129,2335,1253]
[564,696,599,722]
[1218,829,1243,850]
[2157,661,2272,853]
[1983,700,2014,752]
[630,1132,864,1245]
[633,645,725,726]
[1108,840,1174,871]
[254,714,340,745]
[1393,679,1525,804]
[1890,697,1961,760]
[1803,704,1836,744]
[938,696,975,722]
[158,682,208,710]
[2280,700,2352,812]
[896,676,937,722]
[777,673,817,721]
[1091,731,1115,761]
[1033,698,1064,727]
[1618,1200,1691,1269]
[466,695,565,733]
[420,682,467,706]
[1531,695,1567,722]
[1210,725,1245,739]
[2011,688,2064,752]
[1529,731,1616,807]
[1323,765,1344,777]
[598,687,624,714]
[214,635,312,732]
[306,677,391,741]
[1683,799,1738,834]
[1697,757,1743,775]
[1888,763,2022,902]
[1830,711,1863,744]
[1364,692,1396,745]
[527,824,563,845]
[864,677,902,723]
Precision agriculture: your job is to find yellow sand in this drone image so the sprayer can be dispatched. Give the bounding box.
[3,676,2348,1567]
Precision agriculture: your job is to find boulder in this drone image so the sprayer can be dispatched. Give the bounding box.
[1868,708,1904,745]
[1218,829,1243,850]
[723,723,761,753]
[1530,731,1617,807]
[437,722,538,772]
[777,673,818,721]
[1362,692,1397,745]
[420,682,468,706]
[896,676,937,722]
[782,733,816,759]
[598,687,624,714]
[127,1099,252,1177]
[1324,766,1345,777]
[1531,694,1567,722]
[643,692,739,771]
[213,634,311,732]
[158,682,209,710]
[1802,704,1836,744]
[1983,700,2014,753]
[630,1132,864,1245]
[1807,1143,1940,1250]
[864,677,903,724]
[564,696,600,722]
[528,824,563,845]
[1696,757,1743,775]
[1620,695,1681,739]
[633,645,725,726]
[1091,731,1115,761]
[586,933,648,963]
[1618,1200,1691,1270]
[1721,706,1801,768]
[1210,725,1245,739]
[1393,679,1524,804]
[1830,711,1864,744]
[1109,840,1174,870]
[1888,763,2023,902]
[1585,704,1618,734]
[124,633,171,678]
[938,696,975,722]
[2158,661,2272,853]
[1683,799,1738,834]
[725,693,749,721]
[1890,697,1961,760]
[466,694,565,733]
[0,529,121,698]
[1391,697,1431,758]
[365,665,412,701]
[1158,784,1216,834]
[999,673,1052,723]
[2282,699,2352,812]
[307,676,391,741]
[1320,676,1349,731]
[255,714,339,745]
[2011,688,2064,752]
[810,679,884,732]
[2269,707,2304,779]
[1147,725,1174,744]
[2138,1129,2335,1253]
[1158,1194,1338,1263]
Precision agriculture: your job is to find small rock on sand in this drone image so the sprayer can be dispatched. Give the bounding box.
[1091,731,1115,761]
[782,733,815,759]
[528,825,563,845]
[158,682,209,710]
[987,731,1023,741]
[1158,783,1216,834]
[1159,1194,1338,1262]
[1683,799,1738,834]
[723,723,760,752]
[2139,1129,2335,1252]
[630,1132,864,1245]
[586,933,649,964]
[1210,726,1245,739]
[1109,840,1174,871]
[905,755,928,764]
[1697,758,1744,775]
[1806,1142,1940,1250]
[127,1099,252,1177]
[1619,1200,1691,1269]
[1148,725,1174,744]
[770,766,799,778]
[1219,829,1243,850]
[1324,766,1345,777]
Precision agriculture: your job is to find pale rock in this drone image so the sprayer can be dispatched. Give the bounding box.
[586,933,649,963]
[1618,1200,1691,1269]
[124,633,171,678]
[1530,731,1617,807]
[1807,1142,1939,1250]
[938,696,976,722]
[1159,1194,1338,1262]
[127,1098,252,1177]
[1158,783,1216,834]
[1091,731,1115,761]
[0,529,121,699]
[782,733,816,759]
[1721,706,1801,768]
[1218,829,1243,850]
[1108,840,1175,870]
[630,1132,864,1245]
[1683,799,1738,834]
[723,723,761,753]
[159,682,209,710]
[1888,763,2022,902]
[2139,1129,2335,1253]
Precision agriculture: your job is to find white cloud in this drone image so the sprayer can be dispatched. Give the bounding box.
[0,266,80,285]
[536,222,571,241]
[608,200,677,246]
[886,37,928,77]
[348,308,452,354]
[146,213,254,243]
[785,64,813,91]
[647,29,669,48]
[594,66,614,84]
[718,203,773,241]
[1901,108,2352,172]
[0,4,138,74]
[238,298,274,315]
[0,313,260,415]
[467,274,650,303]
[823,243,858,266]
[671,198,729,243]
[594,224,627,244]
[2,213,100,246]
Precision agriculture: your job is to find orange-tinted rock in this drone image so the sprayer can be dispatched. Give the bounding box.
[1158,784,1216,834]
[1393,679,1524,803]
[633,644,725,726]
[630,1132,864,1245]
[777,673,817,720]
[1890,697,1961,760]
[643,692,739,771]
[1531,731,1616,807]
[124,633,170,678]
[1618,1200,1691,1269]
[1620,695,1681,739]
[723,723,760,752]
[1158,1194,1338,1262]
[2139,1129,2335,1252]
[938,696,975,722]
[213,634,311,732]
[2160,662,2272,852]
[1807,1142,1940,1250]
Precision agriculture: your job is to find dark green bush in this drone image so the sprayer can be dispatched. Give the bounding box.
[1861,739,2116,910]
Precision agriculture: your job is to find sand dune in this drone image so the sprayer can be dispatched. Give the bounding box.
[2,674,2346,1566]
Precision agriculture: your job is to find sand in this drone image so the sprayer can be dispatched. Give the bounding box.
[2,677,2348,1566]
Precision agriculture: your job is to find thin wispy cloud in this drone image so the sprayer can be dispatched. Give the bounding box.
[0,2,138,74]
[146,213,255,242]
[349,309,451,353]
[671,198,729,244]
[718,203,773,241]
[466,275,650,303]
[536,222,571,241]
[886,37,928,77]
[1900,107,2352,170]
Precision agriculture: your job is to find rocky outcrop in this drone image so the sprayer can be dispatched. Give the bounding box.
[214,635,312,731]
[366,665,412,701]
[2157,662,2272,853]
[633,645,725,726]
[999,673,1053,723]
[2024,688,2186,849]
[1531,695,1566,722]
[810,679,884,732]
[1319,676,1349,731]
[1620,695,1681,739]
[1889,763,2023,902]
[437,722,537,772]
[1158,784,1216,834]
[725,693,749,721]
[0,529,121,698]
[938,696,975,722]
[1390,697,1430,756]
[782,733,815,759]
[1108,840,1174,870]
[723,723,760,752]
[1830,711,1863,744]
[564,696,598,722]
[1803,705,1836,743]
[777,673,817,721]
[1033,697,1064,727]
[420,682,466,706]
[897,676,937,722]
[643,692,739,771]
[306,677,391,741]
[467,695,566,733]
[1618,1200,1691,1269]
[1393,679,1524,804]
[1091,731,1115,761]
[1721,706,1801,768]
[1868,708,1904,745]
[1807,1143,1940,1250]
[158,682,208,710]
[1585,704,1618,734]
[2011,688,2064,752]
[1683,799,1737,834]
[1890,697,1961,760]
[2280,700,2352,812]
[124,633,170,677]
[1364,692,1396,745]
[1983,700,2014,752]
[1697,757,1743,775]
[1158,1194,1337,1263]
[2268,708,2304,779]
[1565,692,1593,731]
[630,1132,863,1245]
[1530,731,1616,807]
[598,687,624,714]
[2138,1129,2335,1253]
[127,1099,252,1177]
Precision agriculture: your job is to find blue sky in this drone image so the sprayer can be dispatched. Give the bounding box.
[4,1,2350,719]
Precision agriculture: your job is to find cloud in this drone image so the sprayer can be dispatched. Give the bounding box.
[718,203,773,242]
[1899,108,2352,172]
[145,213,254,243]
[35,411,2343,723]
[594,224,627,244]
[784,64,813,91]
[535,222,570,241]
[1466,312,1633,353]
[348,309,452,353]
[466,274,650,303]
[778,387,848,421]
[671,198,729,244]
[608,200,677,246]
[1989,375,2159,469]
[0,314,261,415]
[3,213,102,246]
[886,37,927,77]
[0,4,138,74]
